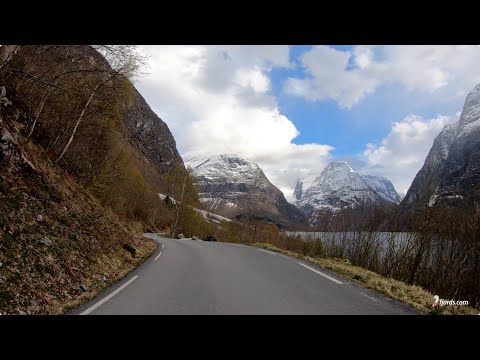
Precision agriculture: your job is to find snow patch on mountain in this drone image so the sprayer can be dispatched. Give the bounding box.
[185,153,308,229]
[403,82,480,209]
[294,161,400,217]
[185,153,268,189]
[362,175,401,203]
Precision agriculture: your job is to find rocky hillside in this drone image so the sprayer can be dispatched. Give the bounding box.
[402,83,480,210]
[4,45,183,180]
[294,161,400,225]
[0,84,156,314]
[185,154,307,230]
[0,45,187,314]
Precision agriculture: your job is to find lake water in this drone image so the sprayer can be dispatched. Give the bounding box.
[284,231,416,243]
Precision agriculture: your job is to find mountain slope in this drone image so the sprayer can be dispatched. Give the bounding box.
[295,161,400,225]
[0,45,186,314]
[123,87,182,174]
[402,83,480,210]
[362,175,401,204]
[185,154,307,229]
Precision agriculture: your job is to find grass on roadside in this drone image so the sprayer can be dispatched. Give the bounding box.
[252,243,479,315]
[52,236,157,314]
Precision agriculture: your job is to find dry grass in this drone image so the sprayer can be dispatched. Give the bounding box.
[0,134,158,315]
[50,236,156,314]
[253,243,479,315]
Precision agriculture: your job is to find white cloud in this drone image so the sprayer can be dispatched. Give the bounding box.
[362,114,455,194]
[136,45,333,198]
[284,46,381,108]
[285,45,480,108]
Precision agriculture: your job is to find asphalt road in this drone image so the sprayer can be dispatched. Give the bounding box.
[71,234,419,315]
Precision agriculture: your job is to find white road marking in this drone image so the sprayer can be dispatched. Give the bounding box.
[298,263,343,284]
[360,292,379,302]
[79,275,139,315]
[154,251,163,261]
[257,248,276,255]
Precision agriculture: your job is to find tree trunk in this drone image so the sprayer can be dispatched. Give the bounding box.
[28,66,62,138]
[55,82,101,162]
[170,174,188,239]
[252,224,258,242]
[29,84,53,137]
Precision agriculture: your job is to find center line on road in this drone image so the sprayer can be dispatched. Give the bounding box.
[79,275,139,315]
[298,263,343,284]
[154,251,163,261]
[360,293,379,302]
[257,248,276,255]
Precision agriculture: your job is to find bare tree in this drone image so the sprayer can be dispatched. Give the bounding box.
[55,46,147,162]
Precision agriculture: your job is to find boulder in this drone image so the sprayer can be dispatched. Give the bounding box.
[38,237,52,246]
[123,243,137,257]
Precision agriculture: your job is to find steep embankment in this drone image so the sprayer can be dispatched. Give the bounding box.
[0,45,185,314]
[0,89,156,314]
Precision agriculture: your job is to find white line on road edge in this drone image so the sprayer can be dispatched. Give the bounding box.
[154,251,163,261]
[257,248,276,255]
[79,275,139,315]
[298,263,343,284]
[360,292,379,302]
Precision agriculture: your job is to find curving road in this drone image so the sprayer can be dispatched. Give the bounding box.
[71,234,419,315]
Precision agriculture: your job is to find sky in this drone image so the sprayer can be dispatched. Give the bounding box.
[135,45,480,201]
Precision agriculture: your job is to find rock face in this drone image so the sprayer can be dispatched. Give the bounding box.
[1,45,183,176]
[362,175,401,204]
[185,154,308,229]
[294,161,400,225]
[122,88,182,174]
[402,83,480,210]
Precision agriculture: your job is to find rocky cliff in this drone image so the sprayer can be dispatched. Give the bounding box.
[185,154,308,229]
[402,83,480,210]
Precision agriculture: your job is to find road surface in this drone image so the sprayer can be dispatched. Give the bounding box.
[71,234,419,315]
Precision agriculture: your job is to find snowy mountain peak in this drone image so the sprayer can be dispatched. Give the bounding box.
[403,82,480,210]
[185,153,307,229]
[324,161,355,173]
[294,161,400,224]
[458,83,480,136]
[185,153,263,184]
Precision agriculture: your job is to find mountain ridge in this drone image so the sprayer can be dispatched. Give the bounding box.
[294,161,400,225]
[185,153,308,230]
[402,82,480,210]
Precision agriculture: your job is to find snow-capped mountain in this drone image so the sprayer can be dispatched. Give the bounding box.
[362,175,401,204]
[185,154,307,229]
[402,82,480,210]
[294,161,400,224]
[293,169,320,203]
